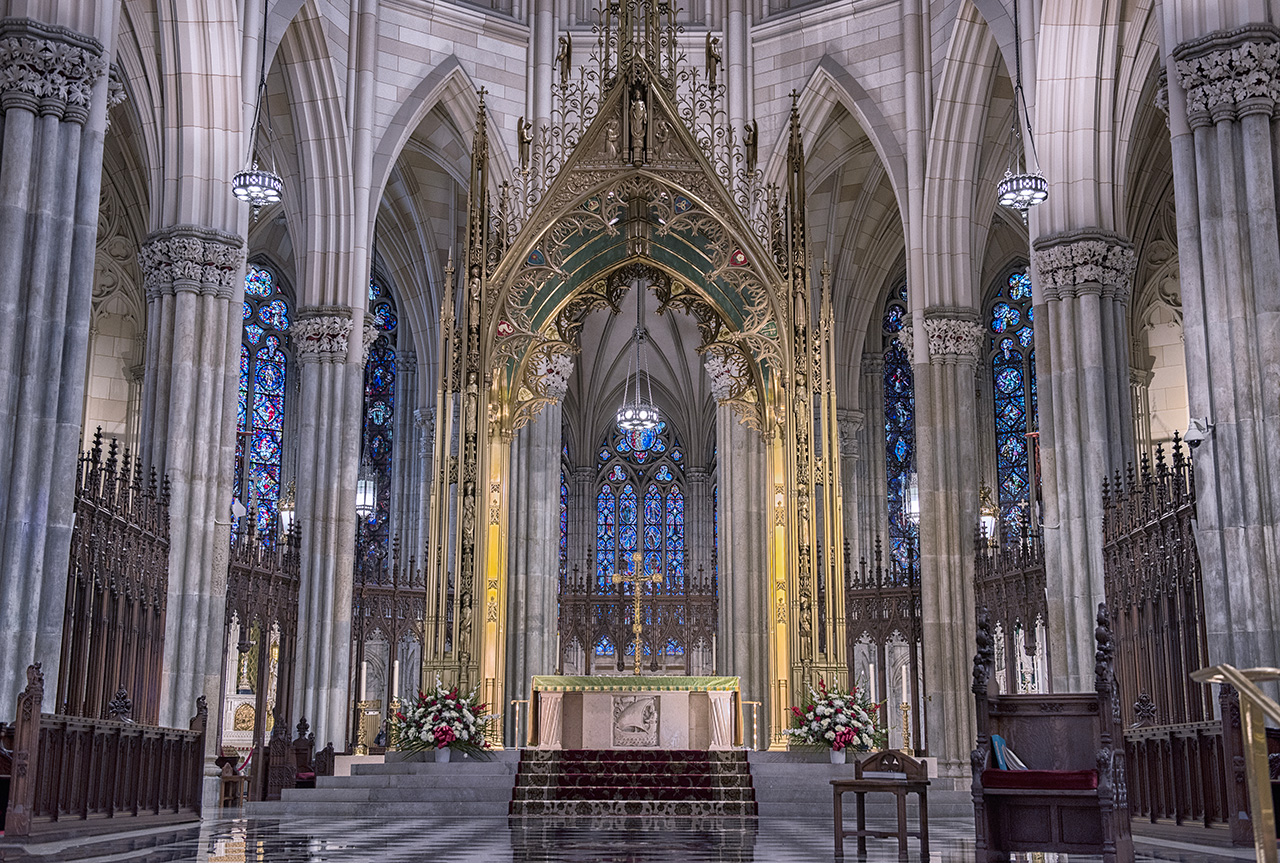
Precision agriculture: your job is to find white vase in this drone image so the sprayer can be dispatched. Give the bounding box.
[436,747,451,763]
[829,748,846,765]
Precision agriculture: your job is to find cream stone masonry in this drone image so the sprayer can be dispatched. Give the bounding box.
[1174,25,1280,120]
[0,19,107,119]
[1033,230,1138,302]
[292,311,356,361]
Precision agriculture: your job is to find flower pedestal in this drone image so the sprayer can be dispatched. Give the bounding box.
[435,747,451,764]
[830,749,846,765]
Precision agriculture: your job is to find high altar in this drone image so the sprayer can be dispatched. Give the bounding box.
[530,676,741,750]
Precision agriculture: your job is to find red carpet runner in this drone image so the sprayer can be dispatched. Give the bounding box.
[510,750,757,817]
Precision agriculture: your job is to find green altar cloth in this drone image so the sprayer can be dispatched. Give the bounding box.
[531,675,740,692]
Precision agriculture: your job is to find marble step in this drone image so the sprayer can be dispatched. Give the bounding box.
[516,761,751,775]
[249,800,512,817]
[508,799,759,817]
[285,784,514,803]
[516,771,753,788]
[512,785,757,801]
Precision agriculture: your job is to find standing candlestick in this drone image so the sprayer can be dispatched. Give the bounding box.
[899,700,912,754]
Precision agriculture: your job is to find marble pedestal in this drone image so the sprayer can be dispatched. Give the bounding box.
[530,676,740,750]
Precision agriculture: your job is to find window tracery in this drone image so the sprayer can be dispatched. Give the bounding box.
[236,265,291,538]
[881,283,916,569]
[363,278,398,550]
[988,270,1038,541]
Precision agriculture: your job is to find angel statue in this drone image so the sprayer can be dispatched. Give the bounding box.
[705,34,722,90]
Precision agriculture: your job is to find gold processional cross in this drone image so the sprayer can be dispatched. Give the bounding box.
[611,550,662,676]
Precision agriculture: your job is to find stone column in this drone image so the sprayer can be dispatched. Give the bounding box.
[0,15,111,715]
[412,407,434,562]
[715,404,770,740]
[505,401,562,746]
[913,311,983,782]
[1166,25,1280,671]
[1031,230,1136,691]
[857,354,888,559]
[137,227,245,727]
[568,464,595,585]
[391,351,417,556]
[685,467,711,586]
[290,309,363,750]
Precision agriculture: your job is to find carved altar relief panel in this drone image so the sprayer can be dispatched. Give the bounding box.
[612,695,659,747]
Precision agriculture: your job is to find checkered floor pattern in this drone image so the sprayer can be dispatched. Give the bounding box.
[0,816,1256,862]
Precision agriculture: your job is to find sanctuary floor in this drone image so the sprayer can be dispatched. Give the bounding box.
[0,816,1255,863]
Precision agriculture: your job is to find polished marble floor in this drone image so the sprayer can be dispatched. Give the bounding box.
[0,816,1258,863]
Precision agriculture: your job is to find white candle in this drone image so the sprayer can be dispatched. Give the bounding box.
[868,663,876,702]
[902,673,909,705]
[360,661,368,700]
[392,659,400,701]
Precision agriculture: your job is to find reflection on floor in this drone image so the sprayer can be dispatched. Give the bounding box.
[0,816,1257,863]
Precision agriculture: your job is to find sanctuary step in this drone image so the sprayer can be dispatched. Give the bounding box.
[246,750,520,817]
[746,751,974,820]
[509,750,758,817]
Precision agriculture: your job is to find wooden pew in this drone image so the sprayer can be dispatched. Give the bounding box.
[971,604,1134,863]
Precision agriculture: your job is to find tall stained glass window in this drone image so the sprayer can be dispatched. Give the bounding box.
[363,278,398,549]
[594,422,686,592]
[882,283,916,569]
[988,270,1038,540]
[236,265,291,537]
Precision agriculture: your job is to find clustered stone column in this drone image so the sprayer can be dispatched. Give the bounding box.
[714,404,770,741]
[1031,230,1135,691]
[0,16,110,715]
[1167,24,1280,672]
[390,351,417,555]
[137,225,245,727]
[291,308,363,750]
[505,368,567,746]
[913,310,983,781]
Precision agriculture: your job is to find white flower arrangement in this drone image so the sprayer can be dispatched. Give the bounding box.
[784,679,883,752]
[390,675,493,758]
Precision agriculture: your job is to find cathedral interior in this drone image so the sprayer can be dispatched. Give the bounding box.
[0,0,1276,860]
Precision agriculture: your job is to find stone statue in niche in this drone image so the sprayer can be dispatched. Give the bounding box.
[556,34,572,87]
[705,34,722,90]
[605,115,621,159]
[612,694,658,747]
[629,87,647,163]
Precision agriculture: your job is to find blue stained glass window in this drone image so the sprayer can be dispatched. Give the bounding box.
[593,420,685,597]
[236,265,291,540]
[362,278,399,552]
[882,283,917,570]
[989,269,1039,542]
[560,472,569,577]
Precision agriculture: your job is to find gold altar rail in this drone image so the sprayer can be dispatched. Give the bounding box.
[1190,664,1280,862]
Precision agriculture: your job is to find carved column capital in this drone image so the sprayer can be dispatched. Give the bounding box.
[1032,229,1136,302]
[861,351,884,376]
[922,308,983,365]
[1174,25,1280,124]
[414,408,434,459]
[836,408,864,458]
[530,350,573,402]
[293,308,354,362]
[138,225,245,300]
[396,351,418,375]
[0,18,107,123]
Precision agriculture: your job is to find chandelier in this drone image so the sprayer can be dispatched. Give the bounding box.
[997,0,1047,214]
[233,1,283,214]
[616,284,660,432]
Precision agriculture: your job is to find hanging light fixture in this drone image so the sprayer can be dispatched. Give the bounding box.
[355,456,377,520]
[278,480,296,534]
[616,284,660,432]
[997,0,1047,213]
[233,1,284,214]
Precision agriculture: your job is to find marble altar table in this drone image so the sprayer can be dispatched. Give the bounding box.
[529,676,741,750]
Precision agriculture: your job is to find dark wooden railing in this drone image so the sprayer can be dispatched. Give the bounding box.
[224,515,301,801]
[1102,436,1250,845]
[844,538,922,748]
[974,529,1049,693]
[58,430,170,723]
[4,664,206,837]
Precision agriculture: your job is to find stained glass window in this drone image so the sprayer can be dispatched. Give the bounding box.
[235,265,291,539]
[989,270,1038,541]
[559,472,569,578]
[363,278,398,551]
[882,282,917,570]
[594,420,685,592]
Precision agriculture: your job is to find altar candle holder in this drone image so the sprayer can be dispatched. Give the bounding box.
[899,701,912,754]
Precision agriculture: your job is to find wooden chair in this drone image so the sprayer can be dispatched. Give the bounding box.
[831,750,930,858]
[971,604,1134,863]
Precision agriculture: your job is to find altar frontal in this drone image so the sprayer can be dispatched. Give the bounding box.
[530,676,740,750]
